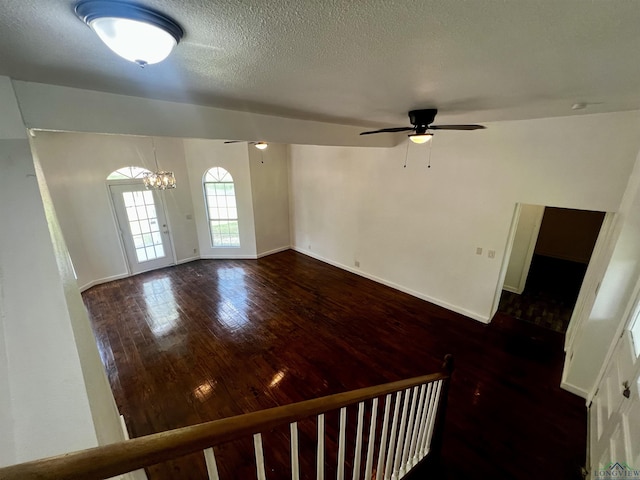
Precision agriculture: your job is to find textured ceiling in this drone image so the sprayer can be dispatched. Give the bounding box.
[2,0,640,127]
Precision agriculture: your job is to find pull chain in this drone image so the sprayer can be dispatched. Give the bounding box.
[403,140,410,168]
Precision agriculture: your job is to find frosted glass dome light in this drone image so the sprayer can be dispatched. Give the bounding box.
[76,1,183,66]
[409,133,433,144]
[254,142,268,150]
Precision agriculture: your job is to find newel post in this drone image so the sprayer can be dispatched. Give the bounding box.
[428,354,454,467]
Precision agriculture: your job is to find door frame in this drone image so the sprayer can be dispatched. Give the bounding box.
[491,204,617,334]
[106,180,177,276]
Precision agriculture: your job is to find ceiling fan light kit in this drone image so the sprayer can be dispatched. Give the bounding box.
[409,133,433,144]
[360,109,486,141]
[224,140,269,150]
[75,1,184,66]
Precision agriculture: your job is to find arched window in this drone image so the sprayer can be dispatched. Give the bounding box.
[204,167,240,247]
[107,166,152,180]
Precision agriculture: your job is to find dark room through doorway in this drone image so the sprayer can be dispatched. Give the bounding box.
[498,206,605,333]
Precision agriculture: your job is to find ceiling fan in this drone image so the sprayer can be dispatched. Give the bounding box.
[360,109,485,144]
[224,140,268,150]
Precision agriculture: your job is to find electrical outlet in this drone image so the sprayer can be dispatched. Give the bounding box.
[193,248,197,254]
[476,247,482,255]
[488,250,496,259]
[308,244,311,250]
[186,214,193,220]
[355,260,360,268]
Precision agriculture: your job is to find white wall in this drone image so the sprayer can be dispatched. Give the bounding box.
[13,81,394,148]
[32,150,125,447]
[183,139,258,258]
[504,204,544,293]
[0,76,123,466]
[289,111,640,322]
[249,144,291,256]
[32,132,199,289]
[564,148,640,396]
[0,76,20,467]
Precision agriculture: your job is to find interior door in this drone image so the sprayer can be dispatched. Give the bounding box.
[590,308,640,474]
[109,184,175,275]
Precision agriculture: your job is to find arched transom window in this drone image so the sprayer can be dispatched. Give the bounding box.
[107,166,151,180]
[204,167,240,247]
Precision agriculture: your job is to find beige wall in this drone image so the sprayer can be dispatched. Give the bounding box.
[249,144,291,256]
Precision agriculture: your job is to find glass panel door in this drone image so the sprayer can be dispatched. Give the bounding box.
[109,184,175,274]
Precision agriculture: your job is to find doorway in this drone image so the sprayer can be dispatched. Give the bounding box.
[497,206,605,333]
[109,184,175,275]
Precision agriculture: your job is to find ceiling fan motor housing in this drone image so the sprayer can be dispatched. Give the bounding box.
[409,109,438,127]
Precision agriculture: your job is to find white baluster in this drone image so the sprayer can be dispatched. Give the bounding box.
[424,380,442,455]
[384,391,403,480]
[376,394,392,480]
[337,407,347,480]
[408,384,427,467]
[391,388,411,480]
[416,383,434,460]
[400,386,419,476]
[254,433,267,480]
[364,397,379,480]
[421,381,439,457]
[317,413,325,480]
[352,402,365,480]
[203,447,220,480]
[290,422,300,480]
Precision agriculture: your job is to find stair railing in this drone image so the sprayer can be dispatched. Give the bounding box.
[0,355,453,480]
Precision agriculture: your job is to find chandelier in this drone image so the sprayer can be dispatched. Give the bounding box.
[143,138,176,190]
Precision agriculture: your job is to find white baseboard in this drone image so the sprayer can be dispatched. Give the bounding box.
[560,380,589,402]
[79,272,129,292]
[503,284,524,294]
[257,246,291,258]
[291,246,490,324]
[177,256,199,265]
[200,254,258,260]
[119,415,148,480]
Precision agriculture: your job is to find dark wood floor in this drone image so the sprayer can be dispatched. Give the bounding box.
[83,250,586,479]
[498,254,588,333]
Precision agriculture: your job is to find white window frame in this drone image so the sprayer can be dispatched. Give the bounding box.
[203,167,240,248]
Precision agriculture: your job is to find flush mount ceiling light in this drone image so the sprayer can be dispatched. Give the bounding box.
[254,142,268,150]
[75,1,183,66]
[408,133,433,144]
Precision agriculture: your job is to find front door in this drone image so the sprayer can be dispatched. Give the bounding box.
[590,305,640,475]
[109,184,175,275]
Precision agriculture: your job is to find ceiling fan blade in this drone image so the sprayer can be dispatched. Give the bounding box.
[429,124,486,130]
[360,127,415,135]
[224,140,244,144]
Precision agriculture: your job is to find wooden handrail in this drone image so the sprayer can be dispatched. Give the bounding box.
[0,356,453,480]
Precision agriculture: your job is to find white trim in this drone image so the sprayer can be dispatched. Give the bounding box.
[490,203,522,319]
[560,380,589,401]
[565,212,619,352]
[585,271,640,403]
[257,246,290,258]
[291,247,490,324]
[79,272,129,292]
[200,254,258,260]
[177,256,199,265]
[118,416,149,480]
[502,284,524,295]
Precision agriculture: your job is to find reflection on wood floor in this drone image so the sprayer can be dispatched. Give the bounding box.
[83,250,586,479]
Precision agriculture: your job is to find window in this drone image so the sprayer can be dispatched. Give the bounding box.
[204,167,240,247]
[107,166,151,180]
